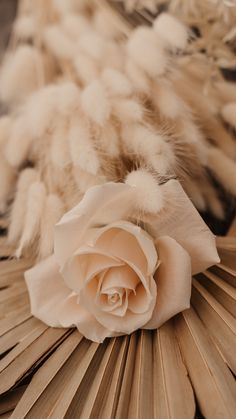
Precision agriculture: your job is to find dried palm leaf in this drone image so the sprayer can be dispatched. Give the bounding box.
[0,218,235,418]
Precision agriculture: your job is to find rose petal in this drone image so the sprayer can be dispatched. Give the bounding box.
[128,281,155,314]
[25,256,114,343]
[58,293,87,327]
[80,272,156,334]
[148,180,220,274]
[61,247,123,293]
[74,309,119,343]
[101,265,139,292]
[98,289,124,313]
[25,255,72,327]
[90,221,157,275]
[54,183,134,268]
[58,294,113,342]
[144,236,192,329]
[110,290,129,316]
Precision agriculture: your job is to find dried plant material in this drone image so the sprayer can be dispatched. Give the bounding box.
[0,46,45,105]
[81,80,111,125]
[0,154,15,214]
[122,124,175,173]
[175,308,236,419]
[102,68,133,97]
[207,147,236,196]
[16,182,46,257]
[4,118,32,168]
[43,25,76,61]
[99,123,120,157]
[127,27,168,77]
[0,225,235,417]
[125,169,164,213]
[8,169,37,244]
[69,118,100,174]
[0,0,235,264]
[50,121,70,169]
[13,15,36,40]
[74,52,99,85]
[39,194,65,259]
[221,102,236,128]
[153,13,188,50]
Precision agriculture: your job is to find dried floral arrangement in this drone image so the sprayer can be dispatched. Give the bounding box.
[0,1,236,417]
[0,0,235,342]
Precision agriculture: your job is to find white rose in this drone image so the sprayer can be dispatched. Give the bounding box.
[25,181,219,342]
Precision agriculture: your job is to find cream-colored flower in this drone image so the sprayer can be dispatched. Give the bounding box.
[25,181,219,342]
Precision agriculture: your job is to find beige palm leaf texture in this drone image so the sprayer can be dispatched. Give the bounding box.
[0,0,236,418]
[0,218,235,418]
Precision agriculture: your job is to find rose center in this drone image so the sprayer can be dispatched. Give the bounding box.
[107,292,120,305]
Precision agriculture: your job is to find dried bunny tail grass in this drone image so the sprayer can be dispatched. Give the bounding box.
[153,13,189,51]
[182,177,207,213]
[53,0,90,15]
[62,14,91,39]
[0,46,45,106]
[122,0,158,13]
[215,81,236,104]
[4,117,32,168]
[101,68,133,97]
[174,76,236,159]
[182,173,224,219]
[78,31,107,61]
[221,102,236,129]
[55,82,81,116]
[122,124,176,174]
[81,80,111,125]
[43,24,77,61]
[74,52,99,85]
[0,155,16,214]
[69,118,100,175]
[0,116,11,146]
[112,98,144,122]
[176,117,209,168]
[13,15,36,40]
[102,42,124,71]
[126,26,168,78]
[207,147,236,196]
[15,181,46,258]
[93,8,122,39]
[125,59,150,94]
[201,181,225,220]
[21,82,80,141]
[8,168,37,244]
[39,193,64,259]
[152,82,189,120]
[22,85,59,138]
[50,122,71,169]
[125,169,164,213]
[98,122,120,158]
[0,117,13,211]
[73,167,107,193]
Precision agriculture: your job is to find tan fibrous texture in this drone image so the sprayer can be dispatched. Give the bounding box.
[0,0,236,258]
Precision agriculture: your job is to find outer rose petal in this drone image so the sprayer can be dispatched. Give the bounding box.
[148,180,220,274]
[25,255,72,327]
[54,183,134,268]
[58,294,113,342]
[75,311,121,342]
[88,221,157,275]
[144,236,192,329]
[25,256,114,342]
[61,247,123,293]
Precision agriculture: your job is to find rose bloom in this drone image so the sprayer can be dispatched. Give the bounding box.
[25,181,219,342]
